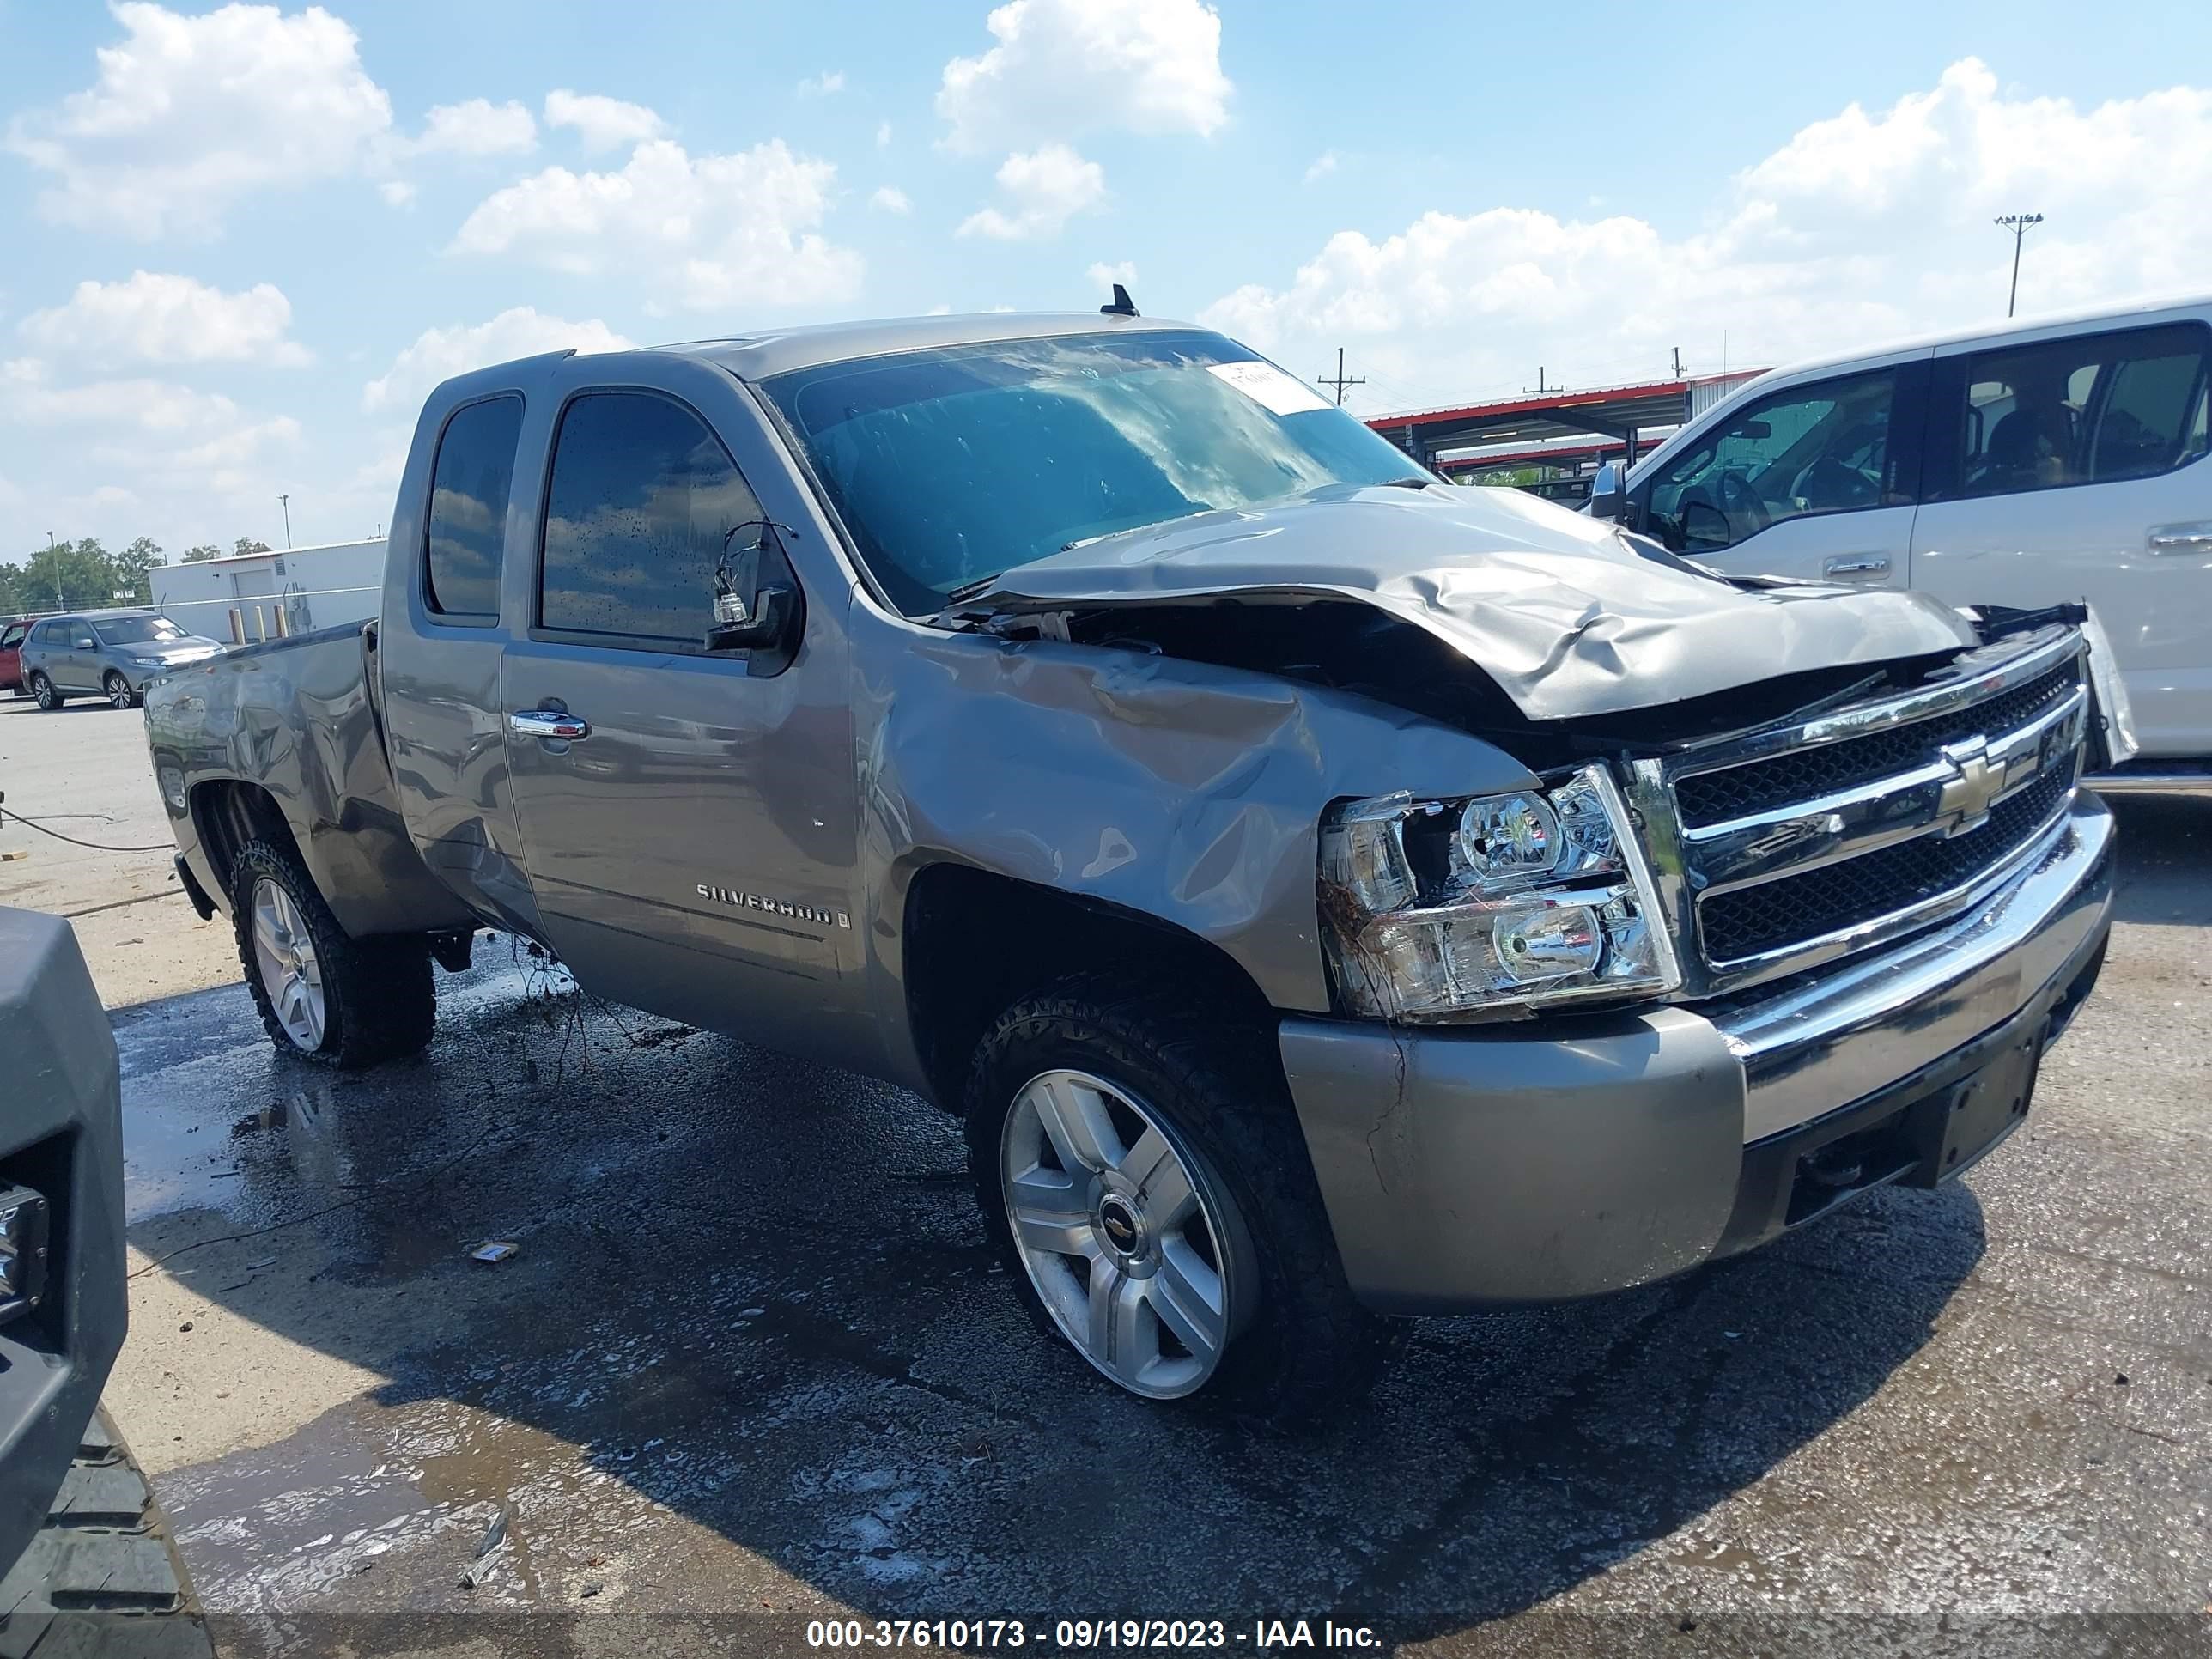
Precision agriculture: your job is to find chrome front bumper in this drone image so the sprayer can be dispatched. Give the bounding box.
[1279,795,2115,1313]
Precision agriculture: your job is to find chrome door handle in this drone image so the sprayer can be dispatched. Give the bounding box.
[509,708,590,740]
[2148,522,2212,557]
[1822,555,1891,578]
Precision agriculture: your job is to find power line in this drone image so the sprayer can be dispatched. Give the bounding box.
[1995,212,2044,318]
[1316,347,1365,406]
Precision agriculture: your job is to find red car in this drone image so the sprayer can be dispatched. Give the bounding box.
[0,618,28,696]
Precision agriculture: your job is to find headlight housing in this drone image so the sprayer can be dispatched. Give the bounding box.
[1319,764,1680,1022]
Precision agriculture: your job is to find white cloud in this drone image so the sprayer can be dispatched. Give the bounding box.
[1202,60,2212,416]
[4,2,392,238]
[405,98,536,158]
[1303,150,1338,184]
[871,185,912,214]
[544,89,670,154]
[877,120,893,149]
[937,0,1230,153]
[20,271,310,368]
[0,374,247,434]
[957,145,1105,241]
[380,179,417,209]
[1087,260,1137,289]
[362,307,635,414]
[452,139,862,309]
[797,70,847,98]
[163,415,302,473]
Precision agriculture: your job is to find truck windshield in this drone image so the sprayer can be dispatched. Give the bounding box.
[760,329,1429,616]
[94,616,187,645]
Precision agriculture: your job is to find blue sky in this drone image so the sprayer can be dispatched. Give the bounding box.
[3,0,2209,555]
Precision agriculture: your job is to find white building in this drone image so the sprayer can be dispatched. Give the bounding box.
[149,538,386,644]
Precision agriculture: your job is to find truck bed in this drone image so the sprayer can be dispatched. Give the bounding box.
[143,623,474,939]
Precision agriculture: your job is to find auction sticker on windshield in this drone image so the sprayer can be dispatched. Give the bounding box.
[1205,359,1333,416]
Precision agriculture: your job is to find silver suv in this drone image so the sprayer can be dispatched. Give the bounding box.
[18,610,222,710]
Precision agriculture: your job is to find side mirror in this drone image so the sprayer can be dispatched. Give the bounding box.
[706,519,802,656]
[1588,461,1628,522]
[706,584,798,653]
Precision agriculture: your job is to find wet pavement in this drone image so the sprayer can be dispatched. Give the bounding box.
[108,799,2212,1656]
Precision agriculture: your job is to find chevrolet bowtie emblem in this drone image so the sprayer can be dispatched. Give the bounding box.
[1936,734,2008,834]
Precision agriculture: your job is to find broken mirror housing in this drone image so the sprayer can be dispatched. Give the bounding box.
[1319,764,1680,1022]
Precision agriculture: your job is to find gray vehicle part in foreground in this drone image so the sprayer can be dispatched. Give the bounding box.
[0,909,126,1575]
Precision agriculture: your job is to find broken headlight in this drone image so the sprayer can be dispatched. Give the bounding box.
[1318,764,1680,1022]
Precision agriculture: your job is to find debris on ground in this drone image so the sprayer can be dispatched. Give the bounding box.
[471,1241,518,1264]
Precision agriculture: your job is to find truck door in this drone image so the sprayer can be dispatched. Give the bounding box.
[497,369,860,1060]
[1909,319,2212,758]
[1632,354,1931,590]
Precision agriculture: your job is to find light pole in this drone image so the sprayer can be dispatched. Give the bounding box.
[1995,212,2044,318]
[46,531,63,610]
[278,493,292,549]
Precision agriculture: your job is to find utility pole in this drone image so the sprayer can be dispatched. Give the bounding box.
[1671,347,1684,379]
[1523,367,1563,394]
[1995,212,2044,318]
[278,493,292,549]
[1316,347,1365,406]
[45,531,63,609]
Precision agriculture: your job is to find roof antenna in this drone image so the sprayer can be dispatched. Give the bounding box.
[1100,283,1139,318]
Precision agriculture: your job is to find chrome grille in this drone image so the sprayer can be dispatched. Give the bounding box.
[1674,661,2081,830]
[1627,627,2092,996]
[1699,757,2077,962]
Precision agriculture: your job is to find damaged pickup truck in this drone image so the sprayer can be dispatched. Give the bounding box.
[144,312,2124,1417]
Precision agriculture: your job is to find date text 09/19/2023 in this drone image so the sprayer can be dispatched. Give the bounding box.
[804,1619,1383,1650]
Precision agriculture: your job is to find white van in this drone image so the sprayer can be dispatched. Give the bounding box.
[1590,294,2212,787]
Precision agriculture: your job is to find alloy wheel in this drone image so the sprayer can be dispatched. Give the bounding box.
[1000,1068,1243,1399]
[104,672,132,710]
[30,673,54,710]
[251,878,327,1052]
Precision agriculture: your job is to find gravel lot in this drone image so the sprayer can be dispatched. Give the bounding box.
[7,694,2210,1656]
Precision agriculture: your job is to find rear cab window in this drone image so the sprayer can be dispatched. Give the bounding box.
[423,396,525,623]
[1930,321,2211,500]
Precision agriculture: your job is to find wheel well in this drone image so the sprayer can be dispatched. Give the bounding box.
[191,781,301,901]
[901,865,1279,1111]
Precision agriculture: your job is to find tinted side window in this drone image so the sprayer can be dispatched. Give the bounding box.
[424,396,524,619]
[540,392,763,641]
[1941,323,2209,500]
[1646,369,1899,552]
[70,624,97,648]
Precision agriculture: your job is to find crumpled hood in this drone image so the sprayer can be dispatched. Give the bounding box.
[958,483,1978,722]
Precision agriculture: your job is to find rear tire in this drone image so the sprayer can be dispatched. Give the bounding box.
[964,980,1392,1423]
[29,671,64,710]
[228,837,435,1067]
[102,670,136,710]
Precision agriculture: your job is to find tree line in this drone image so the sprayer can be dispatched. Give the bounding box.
[1,537,274,617]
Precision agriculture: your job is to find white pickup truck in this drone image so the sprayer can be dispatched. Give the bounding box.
[1592,292,2209,793]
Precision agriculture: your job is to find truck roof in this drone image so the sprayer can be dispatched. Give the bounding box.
[654,309,1202,381]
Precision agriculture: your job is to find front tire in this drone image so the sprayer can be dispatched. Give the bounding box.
[964,981,1390,1421]
[29,672,63,710]
[228,838,435,1067]
[102,670,136,710]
